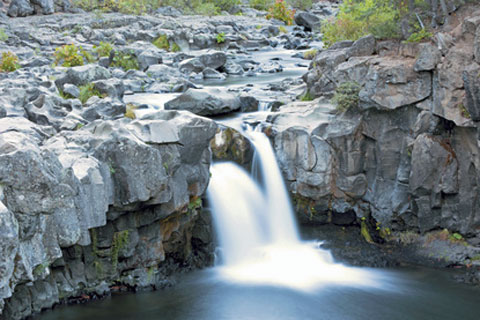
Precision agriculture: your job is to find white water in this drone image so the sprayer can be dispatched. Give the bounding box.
[207,131,378,291]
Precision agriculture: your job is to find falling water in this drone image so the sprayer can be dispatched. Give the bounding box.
[207,131,377,291]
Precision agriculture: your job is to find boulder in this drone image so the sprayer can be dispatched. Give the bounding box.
[164,88,241,116]
[294,11,321,31]
[31,0,54,14]
[198,51,227,70]
[55,65,111,89]
[414,43,442,72]
[7,0,34,17]
[475,25,480,64]
[348,35,376,57]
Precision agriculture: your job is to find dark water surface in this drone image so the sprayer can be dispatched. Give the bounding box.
[36,266,480,320]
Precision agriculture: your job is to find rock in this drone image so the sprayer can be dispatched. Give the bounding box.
[137,50,163,72]
[223,61,244,75]
[348,35,376,57]
[155,6,182,17]
[198,51,227,70]
[56,65,111,89]
[165,88,241,116]
[414,43,442,72]
[31,0,54,14]
[7,0,34,17]
[179,58,205,74]
[0,203,18,304]
[294,11,321,31]
[239,95,259,113]
[475,26,480,64]
[463,63,480,121]
[63,84,80,98]
[360,59,431,110]
[202,67,226,80]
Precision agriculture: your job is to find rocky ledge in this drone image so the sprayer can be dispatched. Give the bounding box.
[265,4,480,280]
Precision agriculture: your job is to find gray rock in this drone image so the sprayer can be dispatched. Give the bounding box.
[360,59,431,110]
[63,84,80,98]
[179,58,205,74]
[198,51,227,70]
[294,11,321,31]
[137,50,163,72]
[224,61,244,75]
[165,88,241,116]
[155,6,182,17]
[414,43,441,72]
[31,0,54,14]
[463,63,480,121]
[56,64,111,89]
[202,67,226,80]
[475,25,480,64]
[7,0,34,17]
[348,35,376,57]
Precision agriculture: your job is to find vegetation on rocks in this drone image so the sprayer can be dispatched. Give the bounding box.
[332,81,361,112]
[153,35,181,52]
[266,0,295,25]
[54,44,95,67]
[79,83,105,104]
[111,50,139,70]
[93,41,114,57]
[320,0,457,48]
[0,51,20,73]
[0,28,8,42]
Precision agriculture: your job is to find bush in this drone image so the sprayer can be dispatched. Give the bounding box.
[54,44,95,67]
[287,0,311,10]
[0,52,20,73]
[332,82,361,112]
[404,28,432,43]
[266,0,295,25]
[321,0,401,48]
[249,0,273,10]
[111,51,139,70]
[78,83,105,104]
[93,41,114,57]
[216,32,226,44]
[153,35,181,52]
[73,0,163,15]
[303,49,317,60]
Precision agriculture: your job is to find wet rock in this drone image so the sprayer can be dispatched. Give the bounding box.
[164,88,241,116]
[202,67,226,80]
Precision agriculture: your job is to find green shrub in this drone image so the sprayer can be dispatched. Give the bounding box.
[93,41,114,57]
[300,91,314,101]
[111,51,139,70]
[321,0,401,48]
[153,35,181,52]
[54,44,94,67]
[153,35,170,50]
[0,52,20,73]
[249,0,273,10]
[78,83,105,104]
[194,2,220,16]
[170,42,181,52]
[0,28,8,42]
[266,0,295,25]
[216,32,226,44]
[404,28,432,43]
[332,81,361,112]
[287,0,311,10]
[74,0,163,15]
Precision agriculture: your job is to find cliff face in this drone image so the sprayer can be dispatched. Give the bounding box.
[268,6,480,269]
[0,112,217,319]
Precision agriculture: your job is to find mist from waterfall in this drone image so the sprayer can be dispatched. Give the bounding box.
[207,131,378,291]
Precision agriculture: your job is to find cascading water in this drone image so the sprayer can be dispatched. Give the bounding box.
[207,131,377,291]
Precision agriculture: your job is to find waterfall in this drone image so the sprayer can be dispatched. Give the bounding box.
[207,131,377,291]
